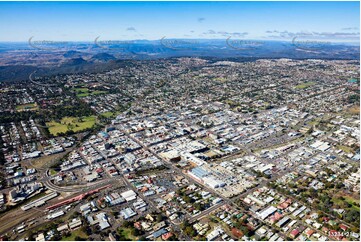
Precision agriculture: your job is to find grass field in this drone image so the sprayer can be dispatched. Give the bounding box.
[46,116,97,136]
[295,82,316,89]
[100,111,121,118]
[101,111,115,118]
[74,87,90,97]
[337,145,354,153]
[118,227,138,240]
[16,103,38,112]
[61,229,88,241]
[332,195,360,212]
[74,87,108,97]
[344,196,360,211]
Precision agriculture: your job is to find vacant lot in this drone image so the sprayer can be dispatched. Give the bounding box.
[16,103,38,112]
[46,116,97,135]
[348,105,360,114]
[295,81,315,89]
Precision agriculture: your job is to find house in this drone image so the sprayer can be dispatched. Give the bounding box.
[289,229,299,239]
[269,212,283,224]
[339,224,348,231]
[305,228,314,237]
[231,228,244,239]
[206,226,224,241]
[276,216,290,228]
[162,232,173,240]
[153,221,166,231]
[255,226,268,240]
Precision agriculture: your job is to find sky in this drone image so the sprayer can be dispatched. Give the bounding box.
[0,1,359,42]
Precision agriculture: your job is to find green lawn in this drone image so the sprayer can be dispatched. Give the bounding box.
[49,169,58,176]
[295,82,316,89]
[16,103,38,112]
[46,116,97,136]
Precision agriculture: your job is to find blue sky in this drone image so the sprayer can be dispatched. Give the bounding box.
[0,1,359,42]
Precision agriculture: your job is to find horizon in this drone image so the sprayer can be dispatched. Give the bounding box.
[0,38,359,45]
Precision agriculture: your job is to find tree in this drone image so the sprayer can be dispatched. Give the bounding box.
[240,226,250,236]
[132,228,141,236]
[184,226,196,237]
[183,195,194,203]
[181,220,190,230]
[156,214,164,222]
[194,203,202,211]
[122,221,132,228]
[138,236,147,241]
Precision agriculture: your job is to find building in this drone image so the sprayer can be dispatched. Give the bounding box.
[160,150,181,162]
[121,190,137,202]
[120,207,137,220]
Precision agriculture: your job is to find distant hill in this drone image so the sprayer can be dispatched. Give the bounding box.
[90,53,116,62]
[63,50,83,58]
[63,57,88,66]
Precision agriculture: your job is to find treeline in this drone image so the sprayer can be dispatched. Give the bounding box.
[43,102,94,121]
[0,111,39,123]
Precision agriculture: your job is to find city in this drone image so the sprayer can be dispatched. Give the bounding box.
[0,1,360,241]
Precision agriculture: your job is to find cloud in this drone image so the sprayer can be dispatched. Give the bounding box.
[341,27,359,31]
[126,27,136,31]
[264,30,360,40]
[203,29,248,37]
[198,17,205,23]
[313,32,360,38]
[204,29,217,35]
[219,31,248,37]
